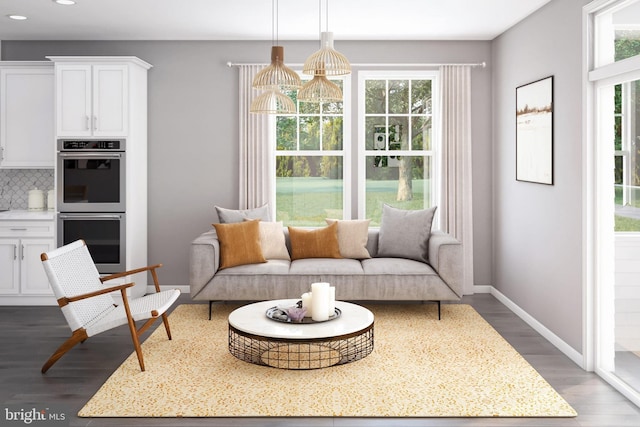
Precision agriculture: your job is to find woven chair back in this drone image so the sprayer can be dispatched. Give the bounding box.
[42,240,115,332]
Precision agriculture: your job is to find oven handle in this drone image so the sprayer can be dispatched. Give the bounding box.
[58,153,122,159]
[59,214,122,220]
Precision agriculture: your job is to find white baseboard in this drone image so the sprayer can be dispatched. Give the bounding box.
[474,285,584,369]
[147,285,190,295]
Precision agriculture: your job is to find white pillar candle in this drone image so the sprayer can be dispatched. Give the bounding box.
[311,282,329,322]
[328,286,336,317]
[301,292,313,318]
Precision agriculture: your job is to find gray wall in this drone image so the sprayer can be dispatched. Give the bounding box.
[492,0,589,353]
[2,40,493,289]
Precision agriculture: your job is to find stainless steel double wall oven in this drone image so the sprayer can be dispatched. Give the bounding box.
[57,139,126,273]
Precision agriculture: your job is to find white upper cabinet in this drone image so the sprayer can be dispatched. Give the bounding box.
[56,64,129,137]
[0,63,55,168]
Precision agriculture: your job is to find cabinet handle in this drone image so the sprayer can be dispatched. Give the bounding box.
[21,244,24,260]
[10,228,27,231]
[93,116,97,131]
[85,115,90,130]
[13,245,17,260]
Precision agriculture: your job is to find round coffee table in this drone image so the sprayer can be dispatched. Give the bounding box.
[228,299,374,370]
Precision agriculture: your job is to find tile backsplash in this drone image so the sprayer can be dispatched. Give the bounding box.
[0,169,54,210]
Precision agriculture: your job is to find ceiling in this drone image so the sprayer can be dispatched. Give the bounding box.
[0,0,553,41]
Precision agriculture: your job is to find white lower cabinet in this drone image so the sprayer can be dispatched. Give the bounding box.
[0,219,56,304]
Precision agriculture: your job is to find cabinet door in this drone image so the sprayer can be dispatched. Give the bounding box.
[20,239,54,295]
[0,68,55,168]
[92,65,128,136]
[0,239,19,295]
[56,65,92,137]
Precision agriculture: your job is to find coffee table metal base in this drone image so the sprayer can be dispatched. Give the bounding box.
[228,324,374,370]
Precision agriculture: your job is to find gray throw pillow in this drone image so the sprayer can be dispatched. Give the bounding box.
[377,204,437,263]
[215,204,272,223]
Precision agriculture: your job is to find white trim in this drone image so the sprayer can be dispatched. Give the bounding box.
[474,285,584,368]
[582,0,596,372]
[596,368,640,407]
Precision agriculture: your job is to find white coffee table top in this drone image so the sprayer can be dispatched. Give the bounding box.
[228,299,374,340]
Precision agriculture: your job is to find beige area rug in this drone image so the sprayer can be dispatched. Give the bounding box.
[79,303,577,418]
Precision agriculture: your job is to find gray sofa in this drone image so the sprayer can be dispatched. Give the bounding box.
[189,227,463,319]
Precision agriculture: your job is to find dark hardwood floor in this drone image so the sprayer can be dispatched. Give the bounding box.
[2,293,640,427]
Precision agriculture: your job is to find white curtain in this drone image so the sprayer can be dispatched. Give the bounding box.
[238,65,272,210]
[439,65,474,294]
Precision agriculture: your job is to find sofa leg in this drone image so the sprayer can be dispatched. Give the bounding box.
[437,301,441,320]
[209,301,213,320]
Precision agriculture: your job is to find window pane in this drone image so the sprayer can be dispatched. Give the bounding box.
[365,155,432,226]
[616,30,640,61]
[276,116,297,150]
[300,116,320,150]
[615,156,624,185]
[322,116,343,150]
[365,80,386,114]
[366,117,384,150]
[300,100,320,115]
[412,116,432,150]
[276,156,343,226]
[389,80,409,114]
[614,78,640,232]
[412,80,432,114]
[389,117,408,150]
[595,0,640,66]
[322,80,344,114]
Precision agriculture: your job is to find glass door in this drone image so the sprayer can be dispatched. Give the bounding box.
[612,77,640,391]
[588,0,640,407]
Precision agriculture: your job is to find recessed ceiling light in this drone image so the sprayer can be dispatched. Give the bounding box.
[53,0,76,4]
[7,15,27,20]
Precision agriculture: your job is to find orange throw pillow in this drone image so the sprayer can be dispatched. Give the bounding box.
[288,222,342,260]
[212,219,267,269]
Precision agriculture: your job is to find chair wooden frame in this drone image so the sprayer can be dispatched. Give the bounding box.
[40,256,174,374]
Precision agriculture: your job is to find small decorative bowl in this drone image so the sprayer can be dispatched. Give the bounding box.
[285,306,307,322]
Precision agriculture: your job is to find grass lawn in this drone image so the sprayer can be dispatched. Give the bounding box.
[276,177,431,226]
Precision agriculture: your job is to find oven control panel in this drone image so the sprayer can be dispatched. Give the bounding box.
[57,139,125,151]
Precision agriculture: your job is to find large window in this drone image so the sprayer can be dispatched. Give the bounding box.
[274,77,350,226]
[358,71,438,225]
[273,71,438,226]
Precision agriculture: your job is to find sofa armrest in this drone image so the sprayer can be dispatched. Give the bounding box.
[189,230,220,299]
[428,230,463,298]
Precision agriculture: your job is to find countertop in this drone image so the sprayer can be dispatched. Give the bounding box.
[0,210,56,220]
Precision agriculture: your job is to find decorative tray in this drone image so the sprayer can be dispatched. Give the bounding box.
[266,306,342,324]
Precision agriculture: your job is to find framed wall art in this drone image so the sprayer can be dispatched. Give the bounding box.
[516,75,554,185]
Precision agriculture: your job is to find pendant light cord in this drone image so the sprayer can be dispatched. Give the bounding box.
[318,0,321,46]
[325,0,329,33]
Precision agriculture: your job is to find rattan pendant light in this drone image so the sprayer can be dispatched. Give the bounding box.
[250,0,301,114]
[298,63,343,103]
[250,89,297,114]
[302,0,351,77]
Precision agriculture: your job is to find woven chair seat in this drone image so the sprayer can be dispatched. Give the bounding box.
[84,289,180,337]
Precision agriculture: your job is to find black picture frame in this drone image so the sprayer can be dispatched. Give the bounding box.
[516,75,554,185]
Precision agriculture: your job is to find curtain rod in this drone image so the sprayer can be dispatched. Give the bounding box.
[227,61,486,68]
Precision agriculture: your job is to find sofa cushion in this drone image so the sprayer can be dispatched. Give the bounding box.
[216,259,290,275]
[325,219,371,259]
[377,204,437,263]
[215,203,271,223]
[361,257,437,275]
[290,258,364,275]
[288,222,342,260]
[255,221,290,260]
[212,219,267,269]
